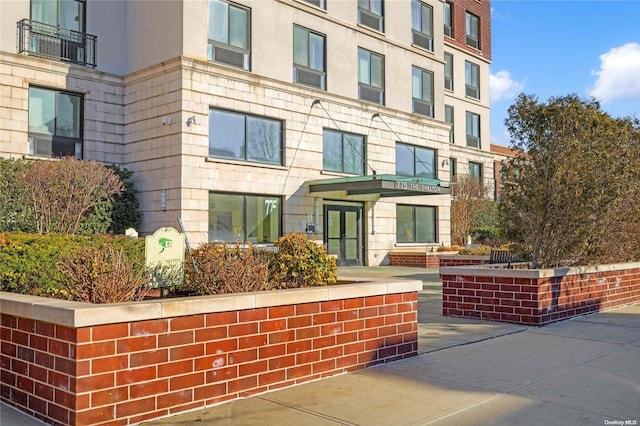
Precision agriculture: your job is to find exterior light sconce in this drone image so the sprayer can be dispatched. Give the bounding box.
[441,159,450,167]
[186,116,198,127]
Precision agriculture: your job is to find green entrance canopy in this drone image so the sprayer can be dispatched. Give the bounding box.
[307,174,451,200]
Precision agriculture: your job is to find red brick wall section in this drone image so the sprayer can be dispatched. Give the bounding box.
[441,266,640,325]
[447,0,492,61]
[0,293,418,426]
[438,257,489,267]
[389,254,485,268]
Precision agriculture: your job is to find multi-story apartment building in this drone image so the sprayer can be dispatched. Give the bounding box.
[0,0,492,266]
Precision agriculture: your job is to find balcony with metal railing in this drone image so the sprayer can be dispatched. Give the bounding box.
[17,19,97,68]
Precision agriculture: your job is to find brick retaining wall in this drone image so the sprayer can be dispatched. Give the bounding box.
[440,262,640,325]
[389,253,486,268]
[0,280,420,425]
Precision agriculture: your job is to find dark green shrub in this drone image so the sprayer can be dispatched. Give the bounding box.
[0,159,35,233]
[269,233,337,288]
[56,245,149,303]
[0,232,144,298]
[184,242,272,295]
[107,165,142,234]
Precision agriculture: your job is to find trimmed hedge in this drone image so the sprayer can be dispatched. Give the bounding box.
[0,232,144,298]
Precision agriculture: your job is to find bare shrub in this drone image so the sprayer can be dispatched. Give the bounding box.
[57,245,149,303]
[184,242,272,295]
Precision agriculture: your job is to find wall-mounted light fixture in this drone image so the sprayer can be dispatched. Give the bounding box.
[161,116,172,126]
[441,159,450,167]
[186,116,198,127]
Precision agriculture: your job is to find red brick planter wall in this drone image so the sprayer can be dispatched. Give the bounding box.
[440,263,640,326]
[389,253,480,268]
[1,282,419,425]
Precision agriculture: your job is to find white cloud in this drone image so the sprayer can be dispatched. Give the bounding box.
[489,71,524,103]
[589,42,640,104]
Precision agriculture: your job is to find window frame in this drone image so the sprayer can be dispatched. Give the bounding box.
[322,129,367,175]
[31,0,86,32]
[293,25,327,90]
[465,111,481,148]
[411,66,434,118]
[444,52,454,91]
[465,60,480,99]
[358,0,384,32]
[358,48,385,105]
[299,0,325,9]
[445,105,454,143]
[411,0,433,51]
[208,192,282,243]
[468,161,483,185]
[465,11,479,49]
[396,204,437,244]
[208,0,251,70]
[449,157,457,182]
[395,142,437,179]
[209,108,284,165]
[443,1,453,37]
[28,85,83,159]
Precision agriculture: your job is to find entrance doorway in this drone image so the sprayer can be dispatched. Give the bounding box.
[324,203,363,266]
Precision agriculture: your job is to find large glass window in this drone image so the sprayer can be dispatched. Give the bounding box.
[412,66,434,117]
[396,204,436,243]
[443,1,452,37]
[208,0,250,70]
[444,53,453,91]
[465,12,479,49]
[445,105,454,143]
[396,143,436,179]
[411,0,433,51]
[28,86,82,158]
[358,0,384,32]
[32,0,85,31]
[209,192,281,243]
[209,109,282,165]
[293,26,326,90]
[469,161,482,184]
[465,61,480,99]
[323,129,365,174]
[358,48,384,105]
[466,111,480,148]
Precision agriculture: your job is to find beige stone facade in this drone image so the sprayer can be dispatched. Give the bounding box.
[0,0,492,266]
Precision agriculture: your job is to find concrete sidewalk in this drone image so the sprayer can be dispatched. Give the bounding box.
[3,267,639,425]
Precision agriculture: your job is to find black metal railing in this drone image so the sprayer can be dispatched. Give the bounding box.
[17,19,97,68]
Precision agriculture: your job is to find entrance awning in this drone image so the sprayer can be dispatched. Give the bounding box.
[306,174,451,201]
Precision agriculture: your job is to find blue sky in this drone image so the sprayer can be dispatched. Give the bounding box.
[489,0,640,146]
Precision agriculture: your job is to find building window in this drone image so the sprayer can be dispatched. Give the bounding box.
[358,48,385,104]
[465,12,479,49]
[411,0,433,51]
[208,0,250,70]
[412,66,434,117]
[465,61,480,99]
[466,111,480,148]
[300,0,325,9]
[25,0,96,67]
[28,86,82,158]
[468,161,482,184]
[445,105,454,143]
[358,0,384,32]
[209,192,281,243]
[323,129,366,174]
[293,26,326,90]
[209,109,282,165]
[449,157,457,182]
[396,204,436,243]
[396,143,436,179]
[444,52,453,91]
[443,1,453,37]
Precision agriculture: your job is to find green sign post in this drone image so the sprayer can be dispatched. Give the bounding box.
[145,227,185,289]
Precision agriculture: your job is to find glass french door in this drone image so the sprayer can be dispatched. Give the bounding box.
[324,204,363,266]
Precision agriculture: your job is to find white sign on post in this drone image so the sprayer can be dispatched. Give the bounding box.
[145,227,185,288]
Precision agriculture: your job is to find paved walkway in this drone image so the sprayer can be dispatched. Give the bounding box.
[3,267,639,425]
